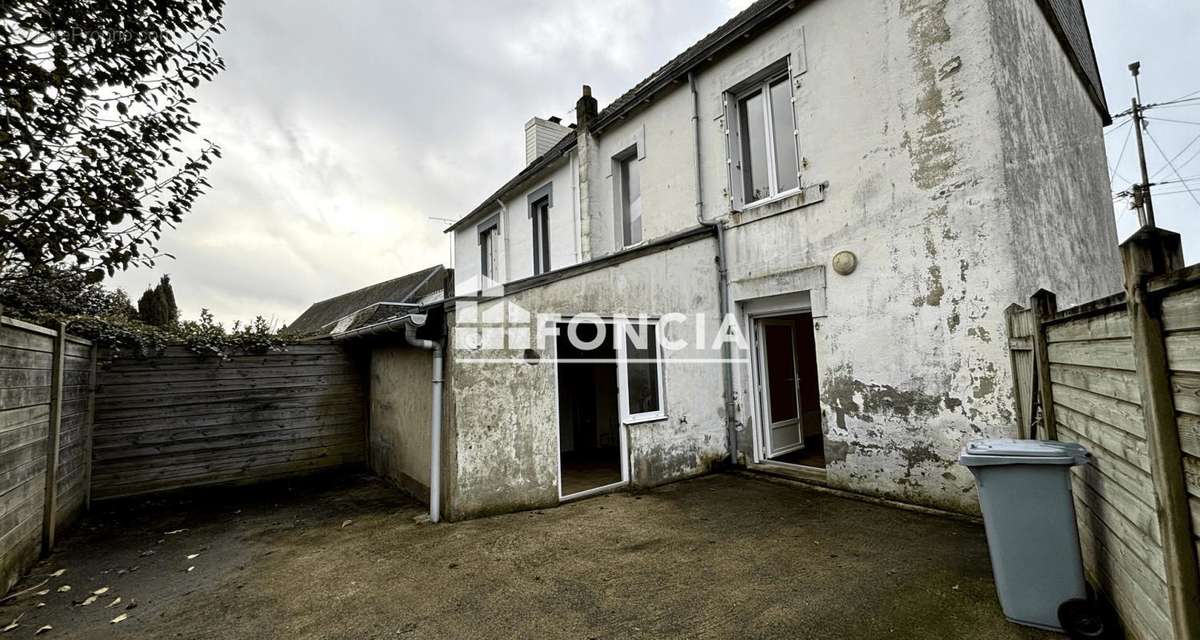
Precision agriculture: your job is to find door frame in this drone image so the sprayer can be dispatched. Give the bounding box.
[757,317,804,458]
[741,293,814,465]
[553,317,632,502]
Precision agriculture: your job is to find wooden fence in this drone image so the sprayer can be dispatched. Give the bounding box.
[1007,227,1200,640]
[90,343,367,500]
[0,316,96,596]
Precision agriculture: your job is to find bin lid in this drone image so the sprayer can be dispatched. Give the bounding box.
[959,438,1089,467]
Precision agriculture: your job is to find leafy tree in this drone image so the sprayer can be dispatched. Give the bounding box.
[0,0,226,285]
[136,273,178,327]
[0,263,136,319]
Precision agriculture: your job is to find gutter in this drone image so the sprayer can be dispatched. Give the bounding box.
[690,71,739,466]
[332,313,444,523]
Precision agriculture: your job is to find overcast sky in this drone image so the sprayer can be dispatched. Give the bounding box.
[107,0,1200,327]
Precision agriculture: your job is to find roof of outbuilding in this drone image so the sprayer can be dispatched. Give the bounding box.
[285,265,445,338]
[446,0,1109,233]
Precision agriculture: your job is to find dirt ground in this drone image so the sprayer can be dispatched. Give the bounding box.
[0,472,1056,639]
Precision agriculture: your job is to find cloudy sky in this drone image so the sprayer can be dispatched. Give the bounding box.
[108,0,1200,327]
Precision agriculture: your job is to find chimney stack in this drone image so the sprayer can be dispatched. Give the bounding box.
[524,116,572,165]
[575,84,598,131]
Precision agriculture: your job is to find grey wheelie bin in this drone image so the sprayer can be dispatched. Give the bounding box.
[959,439,1091,632]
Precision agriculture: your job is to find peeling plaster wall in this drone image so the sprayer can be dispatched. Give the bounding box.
[369,345,433,501]
[679,0,1116,513]
[444,237,725,520]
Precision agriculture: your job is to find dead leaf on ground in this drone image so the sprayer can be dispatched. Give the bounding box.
[341,519,352,528]
[164,529,186,535]
[185,566,194,573]
[35,603,44,609]
[139,550,155,558]
[33,590,48,597]
[34,625,51,635]
[185,554,199,560]
[55,585,70,593]
[92,587,109,596]
[49,570,65,578]
[110,613,128,624]
[106,597,121,608]
[2,613,22,633]
[78,595,97,606]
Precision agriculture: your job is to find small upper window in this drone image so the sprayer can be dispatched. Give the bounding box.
[531,196,550,275]
[729,70,799,207]
[478,219,500,281]
[616,152,642,248]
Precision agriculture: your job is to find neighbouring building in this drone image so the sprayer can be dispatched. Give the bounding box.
[326,0,1121,520]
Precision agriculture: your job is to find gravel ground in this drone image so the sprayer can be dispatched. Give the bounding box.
[0,472,1057,639]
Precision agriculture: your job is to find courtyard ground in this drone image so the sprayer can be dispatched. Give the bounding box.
[0,473,1055,639]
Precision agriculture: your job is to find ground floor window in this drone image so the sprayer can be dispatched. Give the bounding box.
[617,320,664,423]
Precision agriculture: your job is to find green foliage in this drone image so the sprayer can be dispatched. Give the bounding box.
[1,265,284,358]
[137,274,178,326]
[0,264,136,319]
[0,0,226,284]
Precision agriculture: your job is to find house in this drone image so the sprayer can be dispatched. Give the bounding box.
[342,0,1121,521]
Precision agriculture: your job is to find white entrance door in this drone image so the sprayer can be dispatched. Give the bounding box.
[758,318,803,457]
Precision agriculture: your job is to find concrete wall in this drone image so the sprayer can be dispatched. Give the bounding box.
[444,236,725,520]
[369,345,433,501]
[988,0,1123,303]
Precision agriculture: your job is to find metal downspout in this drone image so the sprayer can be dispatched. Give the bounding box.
[404,321,444,523]
[690,71,739,465]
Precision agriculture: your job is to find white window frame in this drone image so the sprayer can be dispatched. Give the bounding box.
[725,60,800,210]
[528,183,553,275]
[613,145,642,250]
[615,318,667,424]
[476,214,501,282]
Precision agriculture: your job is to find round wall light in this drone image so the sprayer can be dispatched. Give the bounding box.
[832,250,858,276]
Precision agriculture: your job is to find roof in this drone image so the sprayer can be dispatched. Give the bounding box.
[444,131,575,233]
[285,265,445,338]
[448,0,1109,233]
[1040,0,1110,125]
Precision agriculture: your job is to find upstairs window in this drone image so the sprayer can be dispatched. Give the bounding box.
[615,150,642,248]
[728,67,799,207]
[529,184,552,275]
[478,217,500,281]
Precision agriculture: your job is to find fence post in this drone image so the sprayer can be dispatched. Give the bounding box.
[83,348,98,511]
[1120,226,1200,638]
[40,321,66,556]
[1029,289,1058,440]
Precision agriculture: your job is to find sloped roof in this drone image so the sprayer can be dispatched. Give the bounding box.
[286,265,445,338]
[447,0,1109,233]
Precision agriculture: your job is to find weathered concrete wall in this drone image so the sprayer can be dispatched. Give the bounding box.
[369,345,432,501]
[987,0,1122,304]
[624,0,1112,513]
[444,236,725,520]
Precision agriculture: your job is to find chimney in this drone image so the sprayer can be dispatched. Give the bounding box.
[575,84,598,131]
[524,116,572,165]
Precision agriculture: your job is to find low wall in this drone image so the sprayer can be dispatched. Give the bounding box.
[91,344,367,500]
[1,317,95,595]
[369,345,432,501]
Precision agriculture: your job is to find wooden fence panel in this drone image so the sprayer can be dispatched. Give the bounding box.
[90,344,367,500]
[1039,308,1174,640]
[0,318,94,597]
[1163,288,1200,594]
